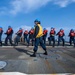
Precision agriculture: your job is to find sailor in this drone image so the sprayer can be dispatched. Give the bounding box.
[5,26,13,45]
[0,27,3,46]
[49,27,56,47]
[57,29,65,46]
[30,19,48,57]
[24,29,28,44]
[14,28,23,45]
[69,29,75,46]
[42,28,48,45]
[28,28,34,46]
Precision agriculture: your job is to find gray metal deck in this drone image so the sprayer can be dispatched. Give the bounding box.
[0,46,75,74]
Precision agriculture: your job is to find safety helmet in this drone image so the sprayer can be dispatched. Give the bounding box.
[43,28,46,30]
[19,28,22,30]
[71,29,74,31]
[60,28,63,31]
[8,26,11,28]
[34,19,39,22]
[51,27,54,29]
[0,27,2,29]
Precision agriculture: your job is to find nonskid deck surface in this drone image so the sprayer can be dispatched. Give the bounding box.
[1,41,74,46]
[0,45,75,74]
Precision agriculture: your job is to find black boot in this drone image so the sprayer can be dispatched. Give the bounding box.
[53,41,55,47]
[0,42,2,46]
[15,42,18,46]
[1,42,2,46]
[5,43,8,46]
[63,41,65,46]
[53,43,55,47]
[63,43,65,46]
[30,51,36,57]
[74,44,75,47]
[43,50,48,55]
[14,42,18,46]
[49,42,51,46]
[53,45,55,47]
[11,43,13,46]
[27,44,29,47]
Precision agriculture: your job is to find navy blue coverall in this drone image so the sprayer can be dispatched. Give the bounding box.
[49,30,56,47]
[57,31,65,46]
[14,30,23,45]
[28,30,34,46]
[24,31,28,44]
[43,30,48,45]
[69,31,75,46]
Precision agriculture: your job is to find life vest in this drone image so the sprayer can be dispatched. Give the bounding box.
[36,24,43,38]
[29,30,34,34]
[7,28,12,34]
[70,32,75,37]
[17,30,23,34]
[0,28,3,32]
[74,31,75,36]
[24,30,28,34]
[58,30,64,36]
[50,30,55,35]
[43,30,48,35]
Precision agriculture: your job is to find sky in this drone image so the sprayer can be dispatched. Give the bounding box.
[0,0,75,40]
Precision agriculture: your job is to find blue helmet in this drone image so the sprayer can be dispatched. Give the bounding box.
[51,27,54,29]
[0,27,2,28]
[71,29,74,31]
[34,19,39,22]
[60,28,63,31]
[43,28,46,30]
[8,26,11,28]
[19,28,22,30]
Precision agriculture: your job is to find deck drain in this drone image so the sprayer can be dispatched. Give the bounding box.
[0,61,7,69]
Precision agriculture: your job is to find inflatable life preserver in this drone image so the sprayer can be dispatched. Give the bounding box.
[58,30,64,36]
[43,30,48,35]
[7,28,12,34]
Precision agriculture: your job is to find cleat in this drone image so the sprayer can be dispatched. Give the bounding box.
[43,52,48,55]
[30,54,36,57]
